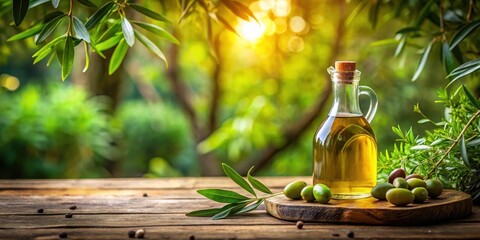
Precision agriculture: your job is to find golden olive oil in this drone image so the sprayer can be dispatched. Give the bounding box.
[313,113,377,199]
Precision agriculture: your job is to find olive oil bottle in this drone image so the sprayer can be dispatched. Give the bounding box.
[313,61,378,199]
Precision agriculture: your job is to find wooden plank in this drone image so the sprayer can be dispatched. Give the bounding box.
[0,177,308,190]
[0,223,479,239]
[265,190,473,225]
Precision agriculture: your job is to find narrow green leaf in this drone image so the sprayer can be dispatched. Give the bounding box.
[134,30,167,67]
[8,24,43,41]
[132,21,179,44]
[237,199,264,214]
[212,202,249,220]
[451,45,463,63]
[73,16,90,43]
[121,17,135,47]
[129,3,171,23]
[52,0,60,8]
[95,34,122,51]
[77,0,96,8]
[394,36,406,58]
[97,19,121,42]
[222,163,256,197]
[178,0,197,23]
[36,14,66,44]
[32,35,64,58]
[197,189,250,203]
[13,0,29,26]
[369,38,397,47]
[412,40,434,81]
[29,0,49,9]
[414,0,433,27]
[466,138,480,147]
[221,0,249,21]
[33,44,55,64]
[85,1,115,30]
[83,41,89,72]
[442,41,455,74]
[216,14,240,36]
[448,64,480,85]
[186,208,224,217]
[61,36,74,80]
[231,1,258,22]
[42,10,65,23]
[45,51,56,66]
[450,19,480,50]
[448,59,480,76]
[462,85,480,110]
[247,167,272,194]
[108,38,128,75]
[460,135,470,168]
[89,38,106,58]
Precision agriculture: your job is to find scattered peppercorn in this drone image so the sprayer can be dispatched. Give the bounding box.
[296,221,304,229]
[69,205,77,210]
[332,233,340,237]
[128,230,136,238]
[189,235,195,240]
[58,232,68,238]
[135,229,145,238]
[347,231,355,238]
[65,212,73,218]
[37,208,44,213]
[143,193,148,197]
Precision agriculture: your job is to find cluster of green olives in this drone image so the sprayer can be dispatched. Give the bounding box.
[371,168,444,206]
[284,181,332,204]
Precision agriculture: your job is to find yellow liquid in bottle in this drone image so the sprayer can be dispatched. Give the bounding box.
[313,113,377,199]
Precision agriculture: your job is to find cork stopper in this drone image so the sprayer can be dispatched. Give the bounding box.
[334,61,357,81]
[335,61,356,71]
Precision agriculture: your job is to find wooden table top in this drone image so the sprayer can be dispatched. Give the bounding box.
[0,177,479,239]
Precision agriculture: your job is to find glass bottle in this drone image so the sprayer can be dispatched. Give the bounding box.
[313,61,378,199]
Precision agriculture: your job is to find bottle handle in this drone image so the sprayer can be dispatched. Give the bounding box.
[359,86,378,123]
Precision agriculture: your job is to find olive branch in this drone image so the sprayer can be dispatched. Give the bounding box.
[186,163,282,220]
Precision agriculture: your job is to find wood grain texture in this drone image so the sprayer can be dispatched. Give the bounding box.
[265,190,472,225]
[0,177,478,239]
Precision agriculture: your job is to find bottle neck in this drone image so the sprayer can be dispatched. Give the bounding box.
[329,80,362,117]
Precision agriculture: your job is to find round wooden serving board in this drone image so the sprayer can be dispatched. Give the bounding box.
[265,190,472,225]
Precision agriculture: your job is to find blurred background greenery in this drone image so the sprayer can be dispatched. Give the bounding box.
[0,0,478,180]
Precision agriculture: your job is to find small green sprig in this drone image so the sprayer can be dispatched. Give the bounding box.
[186,163,282,220]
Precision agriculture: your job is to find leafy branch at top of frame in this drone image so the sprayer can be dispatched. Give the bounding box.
[366,0,480,83]
[9,0,178,80]
[186,163,281,220]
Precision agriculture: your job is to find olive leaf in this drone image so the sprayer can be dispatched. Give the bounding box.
[36,14,67,44]
[61,36,74,81]
[450,19,480,50]
[197,189,250,203]
[77,0,96,8]
[52,0,60,8]
[73,16,90,43]
[108,38,128,75]
[412,40,434,81]
[8,24,43,41]
[134,30,167,67]
[13,0,29,26]
[95,34,123,52]
[85,1,115,30]
[462,85,480,110]
[247,167,272,194]
[83,41,89,72]
[237,199,264,214]
[121,17,135,47]
[446,59,480,87]
[222,163,256,197]
[132,21,179,44]
[129,3,170,23]
[442,41,455,74]
[211,201,250,220]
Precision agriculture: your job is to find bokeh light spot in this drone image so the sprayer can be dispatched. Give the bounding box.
[237,20,265,42]
[1,74,20,91]
[290,16,306,33]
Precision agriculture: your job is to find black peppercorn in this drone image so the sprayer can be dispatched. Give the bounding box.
[59,232,68,238]
[332,233,340,237]
[143,193,148,197]
[37,208,44,213]
[189,235,195,240]
[69,205,77,210]
[347,231,355,238]
[135,229,145,238]
[296,221,304,229]
[65,212,73,218]
[128,230,136,238]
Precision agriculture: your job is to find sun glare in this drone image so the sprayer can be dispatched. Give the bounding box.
[237,20,265,43]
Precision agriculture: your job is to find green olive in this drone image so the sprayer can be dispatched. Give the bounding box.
[425,179,443,198]
[411,187,428,203]
[405,174,424,180]
[393,177,409,189]
[371,182,394,200]
[313,183,331,204]
[301,186,315,202]
[407,178,426,190]
[386,188,414,206]
[388,168,406,183]
[284,181,307,200]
